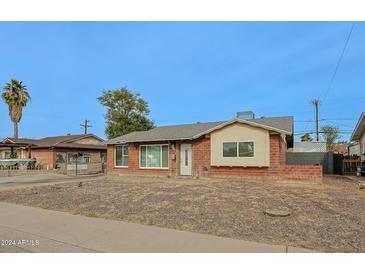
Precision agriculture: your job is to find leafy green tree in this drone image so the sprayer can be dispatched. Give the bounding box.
[1,79,31,138]
[300,133,313,142]
[320,125,340,151]
[98,87,155,139]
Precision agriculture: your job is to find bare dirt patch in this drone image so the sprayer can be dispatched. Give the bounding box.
[0,175,364,252]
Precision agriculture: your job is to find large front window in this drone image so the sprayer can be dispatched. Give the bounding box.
[140,145,168,168]
[115,145,128,167]
[223,142,254,157]
[67,152,92,164]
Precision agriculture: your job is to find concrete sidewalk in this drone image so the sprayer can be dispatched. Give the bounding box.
[0,173,105,190]
[0,202,314,253]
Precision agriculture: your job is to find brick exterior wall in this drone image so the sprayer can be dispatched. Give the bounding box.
[107,143,177,177]
[192,134,322,180]
[30,149,55,169]
[31,149,105,171]
[107,134,322,180]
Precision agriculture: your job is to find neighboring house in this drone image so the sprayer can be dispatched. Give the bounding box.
[105,114,322,179]
[348,142,360,157]
[292,142,327,152]
[350,112,365,161]
[0,134,106,170]
[333,143,349,155]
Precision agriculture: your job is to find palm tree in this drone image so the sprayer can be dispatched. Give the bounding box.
[1,79,31,138]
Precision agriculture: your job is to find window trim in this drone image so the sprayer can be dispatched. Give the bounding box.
[83,153,91,163]
[100,151,107,163]
[67,152,85,164]
[139,144,169,169]
[114,144,129,168]
[222,142,238,157]
[222,141,255,158]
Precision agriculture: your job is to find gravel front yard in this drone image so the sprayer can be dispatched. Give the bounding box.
[0,175,364,252]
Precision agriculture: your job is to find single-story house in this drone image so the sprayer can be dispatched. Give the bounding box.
[351,112,365,161]
[105,114,322,179]
[0,134,106,171]
[333,143,349,155]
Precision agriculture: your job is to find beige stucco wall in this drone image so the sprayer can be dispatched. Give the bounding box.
[0,148,27,159]
[349,143,360,156]
[72,136,103,145]
[0,149,7,159]
[361,133,365,160]
[210,122,270,167]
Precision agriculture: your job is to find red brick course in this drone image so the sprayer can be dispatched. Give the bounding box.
[107,143,177,177]
[30,149,55,169]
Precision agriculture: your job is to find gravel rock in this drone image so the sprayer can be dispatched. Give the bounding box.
[264,208,291,217]
[0,175,364,252]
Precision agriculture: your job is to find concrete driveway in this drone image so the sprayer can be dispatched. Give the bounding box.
[0,173,105,190]
[0,202,314,253]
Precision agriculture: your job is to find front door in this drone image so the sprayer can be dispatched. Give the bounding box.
[180,144,192,176]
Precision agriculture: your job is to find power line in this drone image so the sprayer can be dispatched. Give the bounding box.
[322,118,358,121]
[325,96,365,102]
[322,22,355,103]
[296,118,357,122]
[294,130,352,136]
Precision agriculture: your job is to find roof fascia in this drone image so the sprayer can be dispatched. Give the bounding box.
[192,118,291,139]
[351,112,365,141]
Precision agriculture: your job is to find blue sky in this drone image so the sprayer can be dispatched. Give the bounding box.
[0,22,364,141]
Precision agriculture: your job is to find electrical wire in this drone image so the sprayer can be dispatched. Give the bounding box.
[322,22,355,103]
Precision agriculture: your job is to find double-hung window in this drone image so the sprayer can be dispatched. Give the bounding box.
[223,142,254,157]
[140,145,168,168]
[115,145,128,167]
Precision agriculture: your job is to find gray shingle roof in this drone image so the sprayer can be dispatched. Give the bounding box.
[249,116,293,133]
[106,116,293,144]
[1,134,106,150]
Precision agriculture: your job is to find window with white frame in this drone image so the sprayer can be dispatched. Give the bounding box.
[140,144,168,168]
[115,145,128,167]
[83,153,91,163]
[223,142,254,157]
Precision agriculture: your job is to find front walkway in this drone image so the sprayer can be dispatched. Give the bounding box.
[0,202,313,252]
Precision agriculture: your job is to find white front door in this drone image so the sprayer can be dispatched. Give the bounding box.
[180,144,192,176]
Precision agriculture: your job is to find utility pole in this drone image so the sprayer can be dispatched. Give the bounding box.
[312,98,320,141]
[80,119,92,134]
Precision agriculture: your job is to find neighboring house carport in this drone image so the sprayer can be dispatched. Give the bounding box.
[0,141,33,158]
[0,142,36,169]
[0,135,107,176]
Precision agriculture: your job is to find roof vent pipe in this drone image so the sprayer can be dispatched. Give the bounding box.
[236,111,255,120]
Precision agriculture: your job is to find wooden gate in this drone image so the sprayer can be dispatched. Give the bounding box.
[333,153,344,175]
[343,159,362,175]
